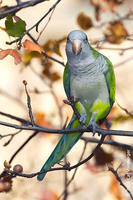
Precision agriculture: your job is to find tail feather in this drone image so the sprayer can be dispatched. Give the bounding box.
[37,116,82,181]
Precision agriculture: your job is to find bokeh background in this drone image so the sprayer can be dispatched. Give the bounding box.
[0,0,133,199]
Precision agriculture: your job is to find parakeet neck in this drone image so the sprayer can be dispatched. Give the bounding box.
[68,54,107,77]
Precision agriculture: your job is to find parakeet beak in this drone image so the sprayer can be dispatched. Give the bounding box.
[72,40,82,55]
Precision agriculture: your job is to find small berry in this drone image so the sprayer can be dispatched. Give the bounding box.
[4,181,11,192]
[0,181,5,192]
[23,80,27,85]
[13,164,23,173]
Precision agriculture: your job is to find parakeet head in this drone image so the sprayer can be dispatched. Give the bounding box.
[66,30,93,66]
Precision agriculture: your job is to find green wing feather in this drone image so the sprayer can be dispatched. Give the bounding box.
[91,47,115,107]
[104,56,115,107]
[63,62,71,99]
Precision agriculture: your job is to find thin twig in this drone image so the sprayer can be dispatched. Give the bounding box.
[27,0,62,32]
[81,136,133,150]
[23,81,34,126]
[1,119,133,137]
[27,32,65,66]
[64,157,68,200]
[2,134,105,178]
[117,102,133,117]
[0,130,22,146]
[0,111,31,125]
[9,131,39,164]
[0,89,26,110]
[108,165,133,200]
[58,142,87,200]
[29,65,63,127]
[0,0,48,19]
[115,56,133,68]
[37,8,55,41]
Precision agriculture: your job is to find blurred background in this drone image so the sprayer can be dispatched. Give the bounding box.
[0,0,133,199]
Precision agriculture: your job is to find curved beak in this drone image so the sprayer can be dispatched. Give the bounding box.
[72,40,82,55]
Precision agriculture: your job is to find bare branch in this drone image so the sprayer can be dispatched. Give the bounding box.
[1,135,105,179]
[0,0,48,19]
[117,102,133,117]
[81,136,133,150]
[9,131,39,164]
[0,89,26,110]
[108,165,133,200]
[0,130,22,146]
[58,142,87,200]
[27,32,65,66]
[0,119,133,137]
[23,81,35,126]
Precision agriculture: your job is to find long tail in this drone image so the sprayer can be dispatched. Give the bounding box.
[37,116,82,181]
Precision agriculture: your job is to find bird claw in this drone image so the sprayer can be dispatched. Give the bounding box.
[88,120,98,136]
[79,113,87,125]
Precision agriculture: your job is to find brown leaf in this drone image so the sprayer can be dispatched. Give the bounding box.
[0,26,6,31]
[35,112,54,137]
[50,72,61,82]
[91,0,124,14]
[23,39,43,53]
[110,174,123,200]
[105,21,128,44]
[22,51,41,65]
[77,12,93,30]
[42,60,61,82]
[0,49,21,64]
[94,147,114,166]
[42,38,65,57]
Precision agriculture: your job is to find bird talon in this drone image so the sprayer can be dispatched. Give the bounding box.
[89,120,98,136]
[79,113,87,125]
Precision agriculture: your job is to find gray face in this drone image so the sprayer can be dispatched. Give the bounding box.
[67,30,87,42]
[66,30,92,65]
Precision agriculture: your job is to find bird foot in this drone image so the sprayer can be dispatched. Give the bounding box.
[79,113,87,125]
[88,120,98,136]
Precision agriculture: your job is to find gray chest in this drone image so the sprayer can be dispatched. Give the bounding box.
[70,74,109,108]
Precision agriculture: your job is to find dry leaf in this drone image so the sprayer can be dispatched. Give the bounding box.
[0,26,6,31]
[105,21,128,44]
[22,51,41,65]
[42,38,65,57]
[42,60,61,82]
[91,0,124,13]
[77,12,93,30]
[35,112,54,137]
[0,49,21,64]
[94,147,114,166]
[110,174,123,200]
[23,39,43,53]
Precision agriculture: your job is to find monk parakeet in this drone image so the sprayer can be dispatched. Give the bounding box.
[37,30,115,181]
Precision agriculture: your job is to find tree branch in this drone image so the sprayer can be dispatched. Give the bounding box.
[1,134,105,179]
[81,136,133,150]
[0,0,48,19]
[108,165,133,200]
[0,119,133,137]
[9,131,39,164]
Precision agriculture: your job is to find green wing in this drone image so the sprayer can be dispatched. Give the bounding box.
[63,62,71,99]
[91,47,115,107]
[104,56,115,108]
